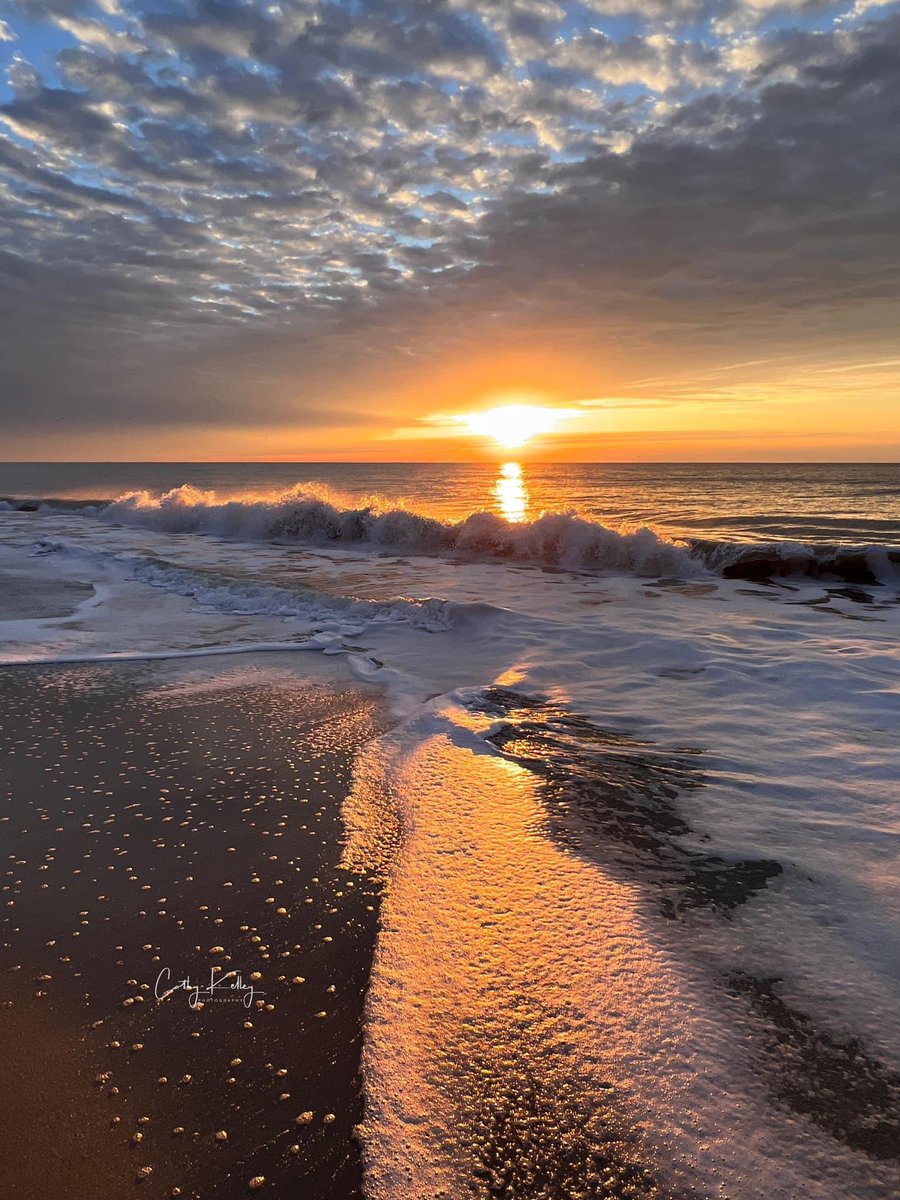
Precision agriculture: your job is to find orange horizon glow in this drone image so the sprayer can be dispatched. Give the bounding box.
[3,346,900,463]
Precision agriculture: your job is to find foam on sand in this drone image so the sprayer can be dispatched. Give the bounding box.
[347,706,899,1199]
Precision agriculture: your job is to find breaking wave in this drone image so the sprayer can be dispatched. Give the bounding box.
[5,483,899,585]
[692,537,900,586]
[102,484,700,577]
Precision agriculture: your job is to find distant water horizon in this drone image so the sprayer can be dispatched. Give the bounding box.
[2,460,899,550]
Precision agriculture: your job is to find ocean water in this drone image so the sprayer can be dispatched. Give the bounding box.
[2,460,900,544]
[3,460,899,582]
[1,461,899,1198]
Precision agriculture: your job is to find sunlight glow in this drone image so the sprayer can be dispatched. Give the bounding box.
[466,404,566,448]
[494,461,529,522]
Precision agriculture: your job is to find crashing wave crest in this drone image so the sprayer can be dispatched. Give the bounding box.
[9,483,898,584]
[101,484,699,577]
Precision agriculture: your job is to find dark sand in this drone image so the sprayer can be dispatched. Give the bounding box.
[0,653,387,1200]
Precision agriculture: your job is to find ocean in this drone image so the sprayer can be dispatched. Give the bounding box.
[1,461,899,1198]
[3,459,900,546]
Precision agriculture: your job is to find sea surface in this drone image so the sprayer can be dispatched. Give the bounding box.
[1,460,899,1199]
[2,460,899,548]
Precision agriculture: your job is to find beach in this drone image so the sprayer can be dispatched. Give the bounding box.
[0,652,386,1200]
[4,0,900,1186]
[0,469,898,1199]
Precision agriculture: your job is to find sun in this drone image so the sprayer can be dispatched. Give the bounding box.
[465,404,566,449]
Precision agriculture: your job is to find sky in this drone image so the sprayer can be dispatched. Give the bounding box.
[0,0,898,461]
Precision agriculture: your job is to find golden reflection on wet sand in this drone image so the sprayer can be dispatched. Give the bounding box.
[350,730,698,1200]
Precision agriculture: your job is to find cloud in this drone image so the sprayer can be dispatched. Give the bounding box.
[0,0,898,441]
[546,30,724,91]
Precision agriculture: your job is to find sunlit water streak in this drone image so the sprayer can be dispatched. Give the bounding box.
[493,462,529,523]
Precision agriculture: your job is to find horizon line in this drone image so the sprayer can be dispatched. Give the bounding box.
[3,459,900,467]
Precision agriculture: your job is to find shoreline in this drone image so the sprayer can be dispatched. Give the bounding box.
[1,497,899,1199]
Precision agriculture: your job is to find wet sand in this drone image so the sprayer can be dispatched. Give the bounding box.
[0,653,387,1199]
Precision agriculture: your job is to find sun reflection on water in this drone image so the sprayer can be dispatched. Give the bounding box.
[494,461,529,523]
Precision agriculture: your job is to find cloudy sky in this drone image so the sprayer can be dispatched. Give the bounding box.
[1,0,898,460]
